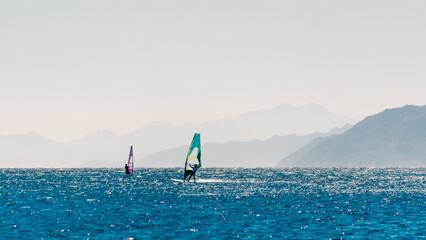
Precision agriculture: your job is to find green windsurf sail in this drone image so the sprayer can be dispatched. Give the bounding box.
[184,133,201,180]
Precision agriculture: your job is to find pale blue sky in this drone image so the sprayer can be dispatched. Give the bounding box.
[1,0,425,142]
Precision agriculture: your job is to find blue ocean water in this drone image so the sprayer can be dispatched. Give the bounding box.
[0,168,425,239]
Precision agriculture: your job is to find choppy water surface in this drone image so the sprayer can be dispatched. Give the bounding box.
[0,168,425,239]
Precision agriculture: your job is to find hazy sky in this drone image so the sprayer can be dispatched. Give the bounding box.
[1,0,425,142]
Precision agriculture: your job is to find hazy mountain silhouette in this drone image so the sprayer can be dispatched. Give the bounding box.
[0,104,355,167]
[82,125,351,168]
[133,135,322,168]
[120,103,355,157]
[277,105,426,167]
[0,132,67,167]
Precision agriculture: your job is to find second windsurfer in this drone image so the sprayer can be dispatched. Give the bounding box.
[125,164,131,176]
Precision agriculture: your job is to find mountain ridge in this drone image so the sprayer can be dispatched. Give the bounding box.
[81,124,352,168]
[277,105,426,167]
[0,103,355,167]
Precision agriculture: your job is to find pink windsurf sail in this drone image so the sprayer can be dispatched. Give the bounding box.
[128,146,133,175]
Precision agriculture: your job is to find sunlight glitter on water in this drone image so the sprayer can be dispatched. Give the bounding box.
[0,168,425,239]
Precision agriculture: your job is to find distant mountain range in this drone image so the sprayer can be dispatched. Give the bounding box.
[0,104,354,167]
[276,105,426,167]
[142,125,352,168]
[81,125,351,168]
[119,103,355,157]
[3,104,425,168]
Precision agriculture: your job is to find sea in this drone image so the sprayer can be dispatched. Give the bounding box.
[0,168,425,239]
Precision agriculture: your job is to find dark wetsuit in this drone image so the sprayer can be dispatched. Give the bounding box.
[125,165,130,176]
[187,166,199,182]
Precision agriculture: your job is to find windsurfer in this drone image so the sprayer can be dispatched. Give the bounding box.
[125,164,130,176]
[186,164,199,182]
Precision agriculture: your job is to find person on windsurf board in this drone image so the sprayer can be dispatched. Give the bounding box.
[183,133,201,182]
[125,164,131,176]
[185,163,199,182]
[125,146,134,176]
